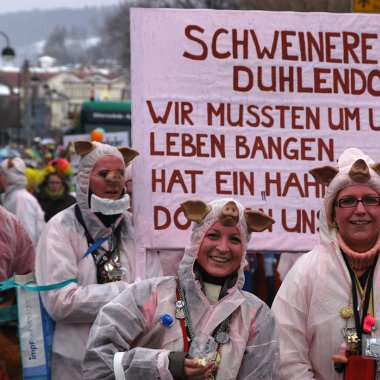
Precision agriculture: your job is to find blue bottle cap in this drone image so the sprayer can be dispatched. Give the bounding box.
[160,314,174,328]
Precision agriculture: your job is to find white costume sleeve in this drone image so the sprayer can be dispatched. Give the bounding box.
[237,300,279,379]
[83,280,173,380]
[272,252,316,380]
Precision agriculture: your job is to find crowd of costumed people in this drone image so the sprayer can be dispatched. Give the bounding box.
[0,127,108,197]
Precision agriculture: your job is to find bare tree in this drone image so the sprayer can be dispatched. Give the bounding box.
[102,0,144,72]
[42,26,72,65]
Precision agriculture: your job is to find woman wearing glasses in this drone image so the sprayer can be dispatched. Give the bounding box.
[272,148,380,380]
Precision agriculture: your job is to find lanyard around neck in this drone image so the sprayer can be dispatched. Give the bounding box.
[342,251,378,348]
[176,279,191,352]
[353,272,374,317]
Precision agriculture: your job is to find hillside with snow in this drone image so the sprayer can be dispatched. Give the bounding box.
[0,5,117,66]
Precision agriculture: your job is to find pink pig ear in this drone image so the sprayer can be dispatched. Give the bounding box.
[74,140,95,157]
[118,147,139,166]
[244,209,275,232]
[309,166,338,186]
[371,161,380,176]
[180,199,212,224]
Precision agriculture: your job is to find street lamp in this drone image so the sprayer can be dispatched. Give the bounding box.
[0,31,15,61]
[0,31,15,146]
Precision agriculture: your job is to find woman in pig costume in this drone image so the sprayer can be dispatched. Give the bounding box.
[35,141,163,380]
[272,148,380,379]
[83,197,279,380]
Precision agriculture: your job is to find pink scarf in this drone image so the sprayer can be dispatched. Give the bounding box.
[338,233,380,277]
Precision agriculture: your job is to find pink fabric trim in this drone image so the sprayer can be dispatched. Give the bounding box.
[338,233,380,276]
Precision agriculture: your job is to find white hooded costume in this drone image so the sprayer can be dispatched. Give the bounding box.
[0,157,45,245]
[35,141,163,380]
[272,148,380,379]
[83,198,279,380]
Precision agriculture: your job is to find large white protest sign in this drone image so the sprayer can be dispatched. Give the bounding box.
[131,8,380,253]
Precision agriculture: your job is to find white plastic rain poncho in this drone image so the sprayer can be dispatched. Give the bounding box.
[83,198,279,380]
[0,205,35,380]
[35,141,163,380]
[0,205,35,281]
[272,148,380,379]
[0,157,45,245]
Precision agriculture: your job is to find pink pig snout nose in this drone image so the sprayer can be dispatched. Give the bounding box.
[105,171,122,184]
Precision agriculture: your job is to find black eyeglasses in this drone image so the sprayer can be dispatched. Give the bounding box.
[335,196,380,208]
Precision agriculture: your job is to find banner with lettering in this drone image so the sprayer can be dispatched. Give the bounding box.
[130,8,380,252]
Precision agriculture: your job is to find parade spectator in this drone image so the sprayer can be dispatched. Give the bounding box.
[272,148,380,379]
[83,197,278,379]
[0,157,45,245]
[34,171,76,222]
[0,205,35,380]
[35,140,163,380]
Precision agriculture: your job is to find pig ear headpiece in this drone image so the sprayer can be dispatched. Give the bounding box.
[309,148,380,229]
[180,199,212,224]
[309,166,339,186]
[309,148,380,187]
[181,198,274,232]
[244,208,275,232]
[74,140,95,157]
[74,140,139,165]
[310,159,380,186]
[118,147,139,166]
[372,161,380,177]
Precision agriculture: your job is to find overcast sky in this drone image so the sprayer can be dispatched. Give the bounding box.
[0,0,121,14]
